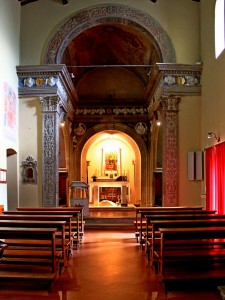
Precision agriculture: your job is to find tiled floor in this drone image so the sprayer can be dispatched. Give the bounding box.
[0,229,223,300]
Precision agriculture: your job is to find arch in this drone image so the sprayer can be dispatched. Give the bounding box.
[74,123,149,205]
[44,4,176,64]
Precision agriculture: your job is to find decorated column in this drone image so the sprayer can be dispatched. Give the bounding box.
[40,96,60,207]
[161,96,180,206]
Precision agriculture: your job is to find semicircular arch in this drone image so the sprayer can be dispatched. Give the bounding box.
[74,123,149,204]
[44,4,176,64]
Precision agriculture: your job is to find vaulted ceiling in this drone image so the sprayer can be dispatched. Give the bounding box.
[18,0,200,109]
[61,23,161,108]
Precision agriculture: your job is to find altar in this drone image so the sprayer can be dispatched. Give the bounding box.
[89,180,130,206]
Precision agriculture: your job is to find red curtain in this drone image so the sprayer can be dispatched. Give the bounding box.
[206,142,225,214]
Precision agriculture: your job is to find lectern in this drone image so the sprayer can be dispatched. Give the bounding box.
[70,181,89,216]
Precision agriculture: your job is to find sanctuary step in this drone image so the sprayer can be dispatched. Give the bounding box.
[85,206,135,230]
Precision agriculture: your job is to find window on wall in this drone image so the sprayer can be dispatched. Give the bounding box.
[215,0,225,58]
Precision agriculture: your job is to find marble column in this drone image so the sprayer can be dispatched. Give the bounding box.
[161,96,180,206]
[40,96,60,207]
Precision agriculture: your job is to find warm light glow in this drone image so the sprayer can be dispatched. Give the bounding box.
[60,121,65,127]
[82,130,141,203]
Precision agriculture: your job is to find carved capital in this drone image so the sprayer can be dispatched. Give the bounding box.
[161,95,181,111]
[40,96,60,113]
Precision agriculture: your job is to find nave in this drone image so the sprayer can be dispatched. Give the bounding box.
[0,229,223,300]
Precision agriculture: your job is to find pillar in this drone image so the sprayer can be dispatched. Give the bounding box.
[40,96,60,207]
[161,96,180,206]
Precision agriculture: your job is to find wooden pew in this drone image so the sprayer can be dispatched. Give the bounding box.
[147,217,225,266]
[0,219,67,264]
[157,226,225,291]
[14,208,82,238]
[0,226,59,289]
[134,206,204,239]
[3,210,80,249]
[0,214,74,255]
[144,213,223,257]
[136,209,216,247]
[16,207,85,241]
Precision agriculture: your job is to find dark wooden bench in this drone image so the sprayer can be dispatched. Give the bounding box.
[145,213,225,248]
[136,209,216,247]
[0,219,68,263]
[134,206,204,241]
[147,217,225,265]
[0,214,74,257]
[16,208,83,245]
[157,226,225,291]
[0,227,59,290]
[3,210,80,249]
[16,207,85,241]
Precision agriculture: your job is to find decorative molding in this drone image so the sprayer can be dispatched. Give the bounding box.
[21,156,37,184]
[40,95,60,113]
[74,107,148,116]
[135,122,147,135]
[44,4,175,65]
[74,123,86,136]
[16,64,78,111]
[157,63,202,96]
[161,95,181,111]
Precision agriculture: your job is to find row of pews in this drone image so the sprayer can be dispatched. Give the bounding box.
[0,206,84,290]
[134,206,225,292]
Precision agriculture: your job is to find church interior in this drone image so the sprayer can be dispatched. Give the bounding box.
[1,0,225,299]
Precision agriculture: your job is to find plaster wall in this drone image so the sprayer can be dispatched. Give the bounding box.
[178,95,202,206]
[19,96,42,207]
[0,0,20,209]
[201,0,225,148]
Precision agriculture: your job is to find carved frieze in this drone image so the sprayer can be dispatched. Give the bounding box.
[16,64,78,111]
[157,63,202,96]
[74,106,148,116]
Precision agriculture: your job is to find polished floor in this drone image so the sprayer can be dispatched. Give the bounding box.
[0,229,223,300]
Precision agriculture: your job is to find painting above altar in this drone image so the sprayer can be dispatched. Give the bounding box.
[105,150,118,172]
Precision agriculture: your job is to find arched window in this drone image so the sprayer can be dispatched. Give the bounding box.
[215,0,225,58]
